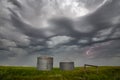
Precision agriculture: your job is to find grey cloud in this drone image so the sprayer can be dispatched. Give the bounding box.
[47,36,74,48]
[0,50,11,60]
[90,40,120,59]
[8,0,22,8]
[0,27,30,46]
[80,0,105,10]
[0,0,120,66]
[9,47,28,56]
[0,39,16,49]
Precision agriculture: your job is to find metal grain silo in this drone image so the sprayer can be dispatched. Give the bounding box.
[37,56,53,70]
[59,62,74,70]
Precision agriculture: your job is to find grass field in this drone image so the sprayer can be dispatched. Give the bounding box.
[0,66,120,80]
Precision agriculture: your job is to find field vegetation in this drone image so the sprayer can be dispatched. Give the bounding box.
[0,66,120,80]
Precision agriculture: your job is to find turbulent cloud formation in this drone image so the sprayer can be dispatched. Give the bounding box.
[47,36,74,48]
[0,0,120,66]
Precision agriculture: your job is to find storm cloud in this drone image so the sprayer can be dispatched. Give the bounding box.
[0,0,120,66]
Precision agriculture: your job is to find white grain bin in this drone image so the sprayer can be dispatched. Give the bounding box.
[37,56,53,70]
[59,62,74,70]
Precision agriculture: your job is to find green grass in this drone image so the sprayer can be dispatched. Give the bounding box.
[0,66,120,80]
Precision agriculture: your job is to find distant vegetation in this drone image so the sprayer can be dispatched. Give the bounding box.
[0,66,120,80]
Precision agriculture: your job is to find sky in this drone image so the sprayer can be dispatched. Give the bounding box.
[0,0,120,67]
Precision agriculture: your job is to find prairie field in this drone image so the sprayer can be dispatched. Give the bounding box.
[0,66,120,80]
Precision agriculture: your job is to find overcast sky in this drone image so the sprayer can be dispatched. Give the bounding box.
[0,0,120,67]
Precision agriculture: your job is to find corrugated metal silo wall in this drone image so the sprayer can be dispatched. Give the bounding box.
[37,57,53,70]
[60,62,74,70]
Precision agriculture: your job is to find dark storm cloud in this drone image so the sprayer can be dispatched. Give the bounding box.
[8,0,22,8]
[46,0,120,61]
[78,0,120,46]
[90,40,120,59]
[0,0,120,66]
[10,12,46,38]
[9,0,120,40]
[49,0,120,44]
